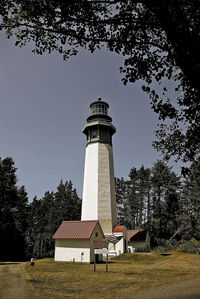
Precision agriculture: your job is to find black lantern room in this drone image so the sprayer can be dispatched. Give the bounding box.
[83,98,116,146]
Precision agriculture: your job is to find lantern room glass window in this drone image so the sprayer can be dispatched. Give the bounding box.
[91,103,108,115]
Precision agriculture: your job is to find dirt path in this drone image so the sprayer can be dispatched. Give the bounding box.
[0,263,27,299]
[133,276,200,299]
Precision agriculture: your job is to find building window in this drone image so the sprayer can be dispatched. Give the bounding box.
[95,232,98,237]
[91,103,108,115]
[91,129,97,138]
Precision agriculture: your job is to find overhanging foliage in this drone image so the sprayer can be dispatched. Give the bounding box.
[0,1,200,162]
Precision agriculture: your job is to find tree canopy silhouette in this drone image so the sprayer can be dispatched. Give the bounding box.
[1,1,200,163]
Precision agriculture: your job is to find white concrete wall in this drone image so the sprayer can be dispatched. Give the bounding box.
[128,232,151,252]
[55,239,90,263]
[128,246,135,253]
[115,238,124,255]
[81,143,98,220]
[81,142,117,235]
[128,241,146,250]
[114,227,128,254]
[98,143,116,234]
[108,144,117,228]
[128,241,150,251]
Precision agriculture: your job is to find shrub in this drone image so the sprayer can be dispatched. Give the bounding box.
[179,238,200,253]
[154,246,167,253]
[154,240,181,253]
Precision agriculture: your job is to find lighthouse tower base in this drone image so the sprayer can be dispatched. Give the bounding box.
[81,142,117,235]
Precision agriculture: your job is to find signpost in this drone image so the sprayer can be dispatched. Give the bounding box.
[93,239,109,272]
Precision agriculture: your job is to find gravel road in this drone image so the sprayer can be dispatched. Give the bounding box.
[0,263,27,299]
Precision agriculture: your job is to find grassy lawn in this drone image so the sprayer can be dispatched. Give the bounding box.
[21,251,200,298]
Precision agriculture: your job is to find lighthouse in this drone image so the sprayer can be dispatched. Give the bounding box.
[81,98,117,235]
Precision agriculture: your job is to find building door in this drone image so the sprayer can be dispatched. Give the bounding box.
[124,239,127,253]
[96,254,99,263]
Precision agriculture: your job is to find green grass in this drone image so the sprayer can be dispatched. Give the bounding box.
[21,252,200,298]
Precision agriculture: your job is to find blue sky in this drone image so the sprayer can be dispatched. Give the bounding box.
[0,32,181,200]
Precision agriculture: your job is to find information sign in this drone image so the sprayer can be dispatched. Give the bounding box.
[93,239,108,249]
[94,248,108,255]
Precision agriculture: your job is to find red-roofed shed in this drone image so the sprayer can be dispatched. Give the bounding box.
[112,225,128,255]
[127,229,150,252]
[113,225,125,233]
[54,220,105,263]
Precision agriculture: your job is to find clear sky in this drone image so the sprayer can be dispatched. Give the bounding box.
[0,32,180,200]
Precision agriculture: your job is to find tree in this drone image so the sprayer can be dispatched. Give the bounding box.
[115,177,128,225]
[0,157,28,260]
[26,180,81,259]
[0,1,200,162]
[54,180,81,227]
[181,161,200,240]
[115,162,182,246]
[115,160,200,246]
[124,166,151,229]
[126,167,139,229]
[26,193,55,258]
[136,166,151,227]
[0,156,82,259]
[150,160,181,246]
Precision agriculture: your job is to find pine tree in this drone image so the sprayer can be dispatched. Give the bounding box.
[0,157,28,260]
[26,180,81,258]
[26,193,55,258]
[54,180,81,228]
[126,166,151,229]
[115,177,128,225]
[136,166,151,228]
[181,161,200,240]
[150,160,181,246]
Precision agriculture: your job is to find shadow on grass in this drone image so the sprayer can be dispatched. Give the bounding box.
[0,262,21,265]
[91,261,115,264]
[28,279,41,284]
[160,253,172,256]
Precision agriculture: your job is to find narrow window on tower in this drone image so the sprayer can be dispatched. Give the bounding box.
[91,129,97,138]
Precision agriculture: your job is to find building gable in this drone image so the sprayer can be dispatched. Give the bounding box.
[127,229,147,242]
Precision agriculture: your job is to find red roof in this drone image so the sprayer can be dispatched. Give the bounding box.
[53,220,101,239]
[113,225,125,233]
[127,229,147,242]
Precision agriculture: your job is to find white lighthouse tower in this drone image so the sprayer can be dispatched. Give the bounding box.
[81,98,117,235]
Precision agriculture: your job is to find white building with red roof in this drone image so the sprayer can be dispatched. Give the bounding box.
[53,220,105,263]
[127,229,150,252]
[97,226,128,257]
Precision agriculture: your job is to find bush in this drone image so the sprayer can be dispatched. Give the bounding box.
[134,248,150,253]
[179,238,200,253]
[154,240,181,253]
[154,246,167,253]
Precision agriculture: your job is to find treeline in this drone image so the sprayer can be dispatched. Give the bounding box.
[116,160,200,247]
[1,157,200,260]
[0,157,81,261]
